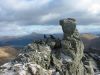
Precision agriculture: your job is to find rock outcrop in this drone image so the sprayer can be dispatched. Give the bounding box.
[58,18,94,75]
[0,18,96,75]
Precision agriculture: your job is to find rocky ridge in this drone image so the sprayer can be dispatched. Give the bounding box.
[0,18,98,75]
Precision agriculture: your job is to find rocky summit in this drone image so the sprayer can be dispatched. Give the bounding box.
[0,18,98,75]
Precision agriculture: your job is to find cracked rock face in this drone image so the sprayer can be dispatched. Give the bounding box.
[0,18,95,75]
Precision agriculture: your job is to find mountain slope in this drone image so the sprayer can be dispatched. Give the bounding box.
[0,18,96,75]
[0,46,18,65]
[81,33,100,55]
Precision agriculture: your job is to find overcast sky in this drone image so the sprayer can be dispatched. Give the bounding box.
[0,0,100,36]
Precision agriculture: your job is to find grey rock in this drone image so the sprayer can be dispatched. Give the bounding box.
[58,18,94,75]
[0,18,95,75]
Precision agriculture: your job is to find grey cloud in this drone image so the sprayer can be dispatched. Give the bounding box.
[0,0,100,25]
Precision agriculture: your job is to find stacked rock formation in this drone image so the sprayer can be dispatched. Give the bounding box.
[59,18,94,75]
[0,18,95,75]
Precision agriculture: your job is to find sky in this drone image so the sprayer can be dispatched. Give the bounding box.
[0,0,100,36]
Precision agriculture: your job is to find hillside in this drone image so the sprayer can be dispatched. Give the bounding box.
[81,33,100,54]
[81,33,98,40]
[81,33,99,49]
[0,46,18,65]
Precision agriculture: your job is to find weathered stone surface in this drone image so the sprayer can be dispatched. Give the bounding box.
[0,18,96,75]
[60,18,83,75]
[60,18,76,37]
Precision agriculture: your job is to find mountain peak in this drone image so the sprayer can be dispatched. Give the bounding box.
[0,18,97,75]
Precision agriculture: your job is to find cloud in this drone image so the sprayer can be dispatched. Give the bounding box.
[0,0,100,26]
[0,0,100,36]
[0,24,28,36]
[1,25,100,36]
[40,13,60,23]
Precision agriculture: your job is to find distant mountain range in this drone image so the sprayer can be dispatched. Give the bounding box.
[0,32,100,50]
[0,32,44,47]
[0,32,63,48]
